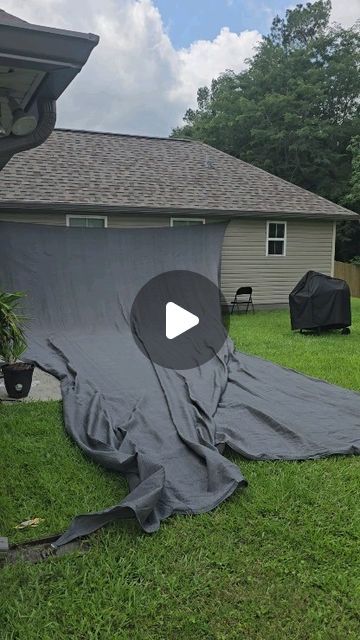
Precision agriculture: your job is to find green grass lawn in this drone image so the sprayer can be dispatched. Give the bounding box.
[1,300,360,640]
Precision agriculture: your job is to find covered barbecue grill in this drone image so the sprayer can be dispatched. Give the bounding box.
[289,271,351,333]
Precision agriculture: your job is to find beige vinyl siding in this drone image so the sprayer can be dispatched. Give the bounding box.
[221,219,334,305]
[0,212,65,225]
[0,213,169,227]
[106,215,169,228]
[1,213,334,306]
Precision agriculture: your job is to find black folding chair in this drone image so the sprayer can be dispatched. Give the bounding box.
[230,287,254,314]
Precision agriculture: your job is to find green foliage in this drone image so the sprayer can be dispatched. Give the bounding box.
[345,136,360,209]
[336,219,360,262]
[0,291,27,364]
[336,137,360,261]
[172,1,360,259]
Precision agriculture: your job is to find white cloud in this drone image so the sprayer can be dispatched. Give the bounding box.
[330,0,359,28]
[0,0,260,135]
[172,27,260,106]
[282,0,359,30]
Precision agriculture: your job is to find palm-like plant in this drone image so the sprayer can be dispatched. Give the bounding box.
[0,291,27,365]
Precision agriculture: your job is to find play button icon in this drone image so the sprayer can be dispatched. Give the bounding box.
[130,270,229,370]
[166,302,199,340]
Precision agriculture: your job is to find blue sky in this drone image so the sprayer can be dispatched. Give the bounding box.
[154,0,291,47]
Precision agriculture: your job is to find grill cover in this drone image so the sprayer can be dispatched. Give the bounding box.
[289,271,351,331]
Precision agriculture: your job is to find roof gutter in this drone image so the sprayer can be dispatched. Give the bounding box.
[0,202,357,221]
[0,13,99,168]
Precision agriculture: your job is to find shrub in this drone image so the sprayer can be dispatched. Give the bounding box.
[0,291,27,364]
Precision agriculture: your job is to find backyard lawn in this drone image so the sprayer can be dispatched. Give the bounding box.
[1,300,360,640]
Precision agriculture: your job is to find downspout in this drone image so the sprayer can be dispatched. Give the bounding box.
[0,99,56,170]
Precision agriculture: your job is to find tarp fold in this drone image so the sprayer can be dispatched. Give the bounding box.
[0,222,359,547]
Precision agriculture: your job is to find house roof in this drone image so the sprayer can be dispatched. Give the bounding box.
[0,9,99,45]
[0,10,29,26]
[0,128,357,220]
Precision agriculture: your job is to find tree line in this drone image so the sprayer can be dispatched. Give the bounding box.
[172,1,360,262]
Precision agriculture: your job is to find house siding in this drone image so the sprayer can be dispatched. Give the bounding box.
[0,213,334,305]
[0,212,65,225]
[0,212,169,227]
[221,218,334,305]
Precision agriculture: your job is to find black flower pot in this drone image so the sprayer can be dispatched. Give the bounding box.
[1,363,34,399]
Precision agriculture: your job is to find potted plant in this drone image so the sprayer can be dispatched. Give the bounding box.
[0,291,33,399]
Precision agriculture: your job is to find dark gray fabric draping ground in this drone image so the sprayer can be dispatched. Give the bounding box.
[0,221,359,547]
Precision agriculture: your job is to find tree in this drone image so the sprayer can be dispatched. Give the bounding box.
[172,1,360,259]
[345,136,360,209]
[336,137,360,262]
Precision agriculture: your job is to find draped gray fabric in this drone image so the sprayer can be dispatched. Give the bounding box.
[0,221,359,547]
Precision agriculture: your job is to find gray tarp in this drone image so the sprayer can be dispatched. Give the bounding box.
[0,221,359,547]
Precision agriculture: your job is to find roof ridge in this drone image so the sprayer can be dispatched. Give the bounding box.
[54,128,193,143]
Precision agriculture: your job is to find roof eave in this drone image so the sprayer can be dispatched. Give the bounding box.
[0,201,357,221]
[0,21,99,103]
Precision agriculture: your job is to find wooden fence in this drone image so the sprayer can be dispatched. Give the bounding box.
[334,261,360,297]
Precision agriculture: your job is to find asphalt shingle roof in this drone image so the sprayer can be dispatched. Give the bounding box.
[0,128,356,219]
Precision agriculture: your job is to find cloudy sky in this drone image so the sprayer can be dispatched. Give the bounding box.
[1,0,359,136]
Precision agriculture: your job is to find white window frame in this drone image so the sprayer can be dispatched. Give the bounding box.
[266,221,287,257]
[170,217,205,226]
[66,214,108,228]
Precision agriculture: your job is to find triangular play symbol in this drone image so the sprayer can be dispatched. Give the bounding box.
[166,302,199,340]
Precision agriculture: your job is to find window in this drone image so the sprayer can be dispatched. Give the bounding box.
[170,217,205,227]
[266,221,286,256]
[66,215,108,228]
